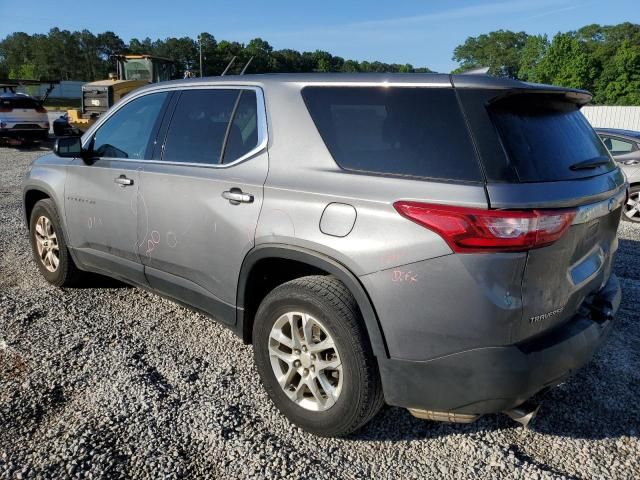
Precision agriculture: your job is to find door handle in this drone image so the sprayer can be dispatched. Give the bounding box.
[222,188,254,205]
[114,175,134,187]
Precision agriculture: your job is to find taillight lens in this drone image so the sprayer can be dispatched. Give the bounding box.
[393,201,576,253]
[0,106,11,112]
[35,105,47,113]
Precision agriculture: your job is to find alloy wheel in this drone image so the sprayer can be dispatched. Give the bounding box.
[34,215,59,272]
[268,311,343,411]
[625,191,640,222]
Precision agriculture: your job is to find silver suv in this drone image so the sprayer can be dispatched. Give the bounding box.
[22,74,625,436]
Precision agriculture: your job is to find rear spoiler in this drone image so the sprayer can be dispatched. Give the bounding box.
[486,88,592,107]
[450,74,592,106]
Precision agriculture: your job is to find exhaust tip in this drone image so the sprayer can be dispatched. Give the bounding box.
[503,401,540,427]
[408,408,481,424]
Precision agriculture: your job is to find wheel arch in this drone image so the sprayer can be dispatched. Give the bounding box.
[236,244,389,358]
[23,187,55,227]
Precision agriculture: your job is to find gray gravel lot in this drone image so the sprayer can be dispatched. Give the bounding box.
[1,145,639,479]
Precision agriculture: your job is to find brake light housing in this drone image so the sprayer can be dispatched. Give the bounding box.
[393,201,576,253]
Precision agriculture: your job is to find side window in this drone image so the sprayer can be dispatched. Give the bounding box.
[302,87,482,182]
[609,137,637,155]
[222,90,259,163]
[162,89,238,164]
[92,92,168,159]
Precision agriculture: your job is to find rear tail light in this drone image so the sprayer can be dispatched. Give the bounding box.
[0,106,11,112]
[394,201,576,253]
[35,106,47,113]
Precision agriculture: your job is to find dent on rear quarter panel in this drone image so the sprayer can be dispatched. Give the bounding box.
[360,252,527,361]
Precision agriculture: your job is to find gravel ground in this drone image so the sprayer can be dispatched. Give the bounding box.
[1,145,639,479]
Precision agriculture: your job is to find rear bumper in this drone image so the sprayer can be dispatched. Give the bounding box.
[379,274,621,414]
[0,128,49,140]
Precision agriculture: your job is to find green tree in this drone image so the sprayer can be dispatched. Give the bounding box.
[534,32,598,91]
[197,32,217,76]
[0,28,434,82]
[244,38,273,74]
[517,34,549,82]
[598,40,640,105]
[452,30,528,78]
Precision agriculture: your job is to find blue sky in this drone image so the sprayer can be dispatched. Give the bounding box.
[1,0,638,72]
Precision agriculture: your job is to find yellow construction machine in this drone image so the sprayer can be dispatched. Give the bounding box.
[65,54,175,131]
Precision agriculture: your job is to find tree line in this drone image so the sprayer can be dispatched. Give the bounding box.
[1,23,638,105]
[453,23,640,105]
[0,28,431,82]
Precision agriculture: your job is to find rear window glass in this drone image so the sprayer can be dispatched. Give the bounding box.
[301,87,482,182]
[489,95,615,182]
[1,97,40,109]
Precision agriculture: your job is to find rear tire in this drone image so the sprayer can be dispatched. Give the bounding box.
[253,275,384,437]
[623,185,640,223]
[29,199,82,286]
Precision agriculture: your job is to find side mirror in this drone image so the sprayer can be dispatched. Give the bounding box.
[54,136,85,159]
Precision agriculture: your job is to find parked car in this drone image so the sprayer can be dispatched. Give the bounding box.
[595,128,640,222]
[22,74,625,436]
[0,93,49,142]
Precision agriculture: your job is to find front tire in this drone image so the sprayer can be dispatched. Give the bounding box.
[253,275,383,437]
[29,199,82,286]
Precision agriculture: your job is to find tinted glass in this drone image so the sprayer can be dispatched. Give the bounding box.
[92,92,168,159]
[222,90,259,163]
[2,97,40,109]
[301,87,482,182]
[601,136,636,154]
[489,95,615,182]
[163,89,237,164]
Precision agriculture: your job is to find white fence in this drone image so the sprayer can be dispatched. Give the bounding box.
[582,106,640,131]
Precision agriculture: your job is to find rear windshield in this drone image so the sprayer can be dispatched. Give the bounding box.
[1,97,40,109]
[301,87,482,182]
[489,94,615,182]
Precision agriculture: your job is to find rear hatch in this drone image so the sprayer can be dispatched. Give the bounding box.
[455,80,626,343]
[0,96,48,129]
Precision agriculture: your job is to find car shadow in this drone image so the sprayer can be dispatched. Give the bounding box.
[71,272,131,289]
[352,379,638,442]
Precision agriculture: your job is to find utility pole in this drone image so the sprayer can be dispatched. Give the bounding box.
[198,35,203,77]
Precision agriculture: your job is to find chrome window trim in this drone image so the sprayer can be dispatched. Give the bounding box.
[82,85,268,169]
[293,81,450,88]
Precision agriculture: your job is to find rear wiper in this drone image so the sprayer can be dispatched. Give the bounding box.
[569,156,611,171]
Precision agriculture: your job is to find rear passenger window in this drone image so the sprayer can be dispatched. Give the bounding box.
[222,90,259,163]
[163,89,238,164]
[2,97,41,109]
[301,87,482,182]
[163,89,260,165]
